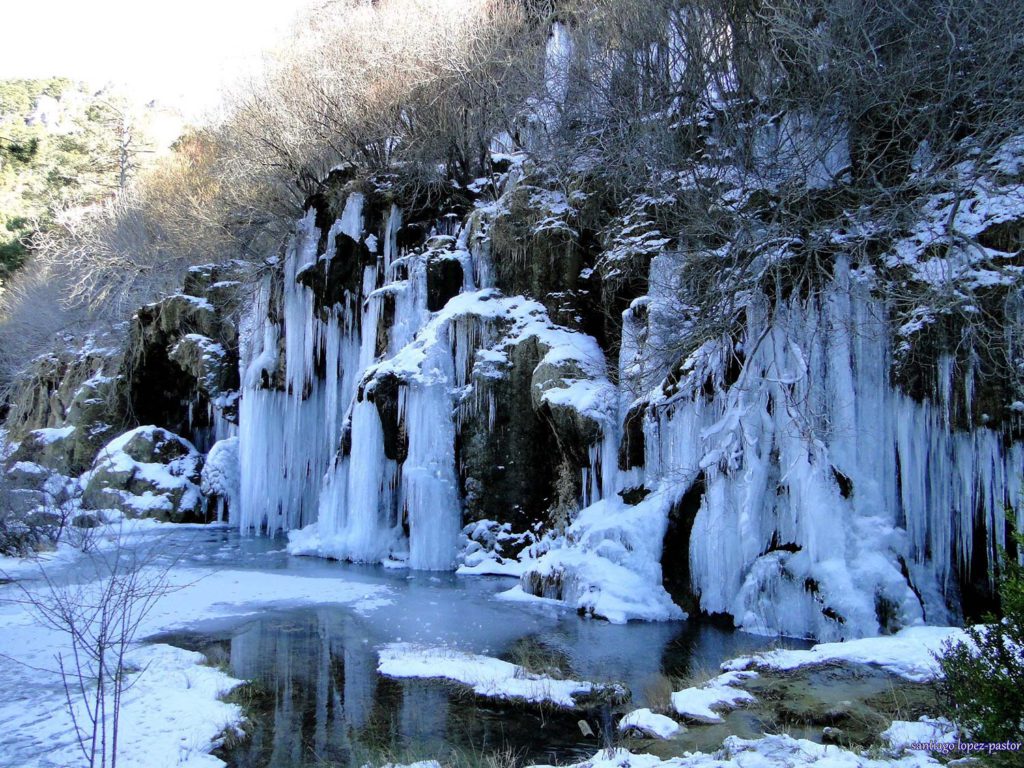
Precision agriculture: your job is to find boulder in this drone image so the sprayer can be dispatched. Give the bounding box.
[8,426,77,476]
[81,427,205,522]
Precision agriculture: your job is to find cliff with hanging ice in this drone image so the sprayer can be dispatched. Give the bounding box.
[6,128,1023,640]
[4,15,1024,642]
[200,124,1020,640]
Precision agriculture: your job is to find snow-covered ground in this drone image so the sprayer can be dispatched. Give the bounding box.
[526,734,953,768]
[0,529,392,768]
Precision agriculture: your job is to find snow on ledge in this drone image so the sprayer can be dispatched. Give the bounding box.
[722,626,968,682]
[377,643,594,707]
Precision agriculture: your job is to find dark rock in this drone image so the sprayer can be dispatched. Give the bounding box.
[618,485,651,505]
[396,223,427,253]
[831,466,853,499]
[126,291,239,442]
[72,513,103,529]
[364,372,407,463]
[375,290,397,357]
[457,336,561,531]
[618,401,647,470]
[426,255,463,312]
[296,233,375,313]
[661,472,706,614]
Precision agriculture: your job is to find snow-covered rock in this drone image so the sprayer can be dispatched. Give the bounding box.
[377,643,598,707]
[670,671,757,723]
[81,427,205,522]
[519,493,685,623]
[722,626,968,683]
[200,436,239,522]
[618,708,682,739]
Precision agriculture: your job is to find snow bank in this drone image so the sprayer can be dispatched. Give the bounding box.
[377,643,595,707]
[0,560,392,768]
[670,671,757,723]
[722,626,967,682]
[882,717,957,751]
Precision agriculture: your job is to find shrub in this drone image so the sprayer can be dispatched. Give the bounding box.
[938,531,1024,763]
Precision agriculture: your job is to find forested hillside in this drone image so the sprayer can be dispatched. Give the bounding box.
[0,78,180,279]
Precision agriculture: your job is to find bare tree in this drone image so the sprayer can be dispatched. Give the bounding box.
[9,532,178,768]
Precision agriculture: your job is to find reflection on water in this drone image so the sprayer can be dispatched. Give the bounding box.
[146,528,810,767]
[165,610,600,767]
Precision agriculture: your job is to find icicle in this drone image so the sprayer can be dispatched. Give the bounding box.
[238,197,370,535]
[400,382,461,570]
[543,22,573,122]
[384,204,402,269]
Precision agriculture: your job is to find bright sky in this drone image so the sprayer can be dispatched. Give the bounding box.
[0,0,314,116]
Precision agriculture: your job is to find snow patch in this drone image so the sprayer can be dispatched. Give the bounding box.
[670,671,757,723]
[618,708,682,739]
[377,643,595,707]
[722,626,967,683]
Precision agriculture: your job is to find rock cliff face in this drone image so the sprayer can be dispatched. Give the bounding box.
[2,261,243,525]
[6,137,1024,641]
[218,146,1023,640]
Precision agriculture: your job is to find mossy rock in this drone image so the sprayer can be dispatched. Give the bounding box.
[81,427,205,522]
[457,336,561,530]
[531,356,604,466]
[363,372,408,463]
[5,344,126,466]
[8,427,77,475]
[168,334,233,397]
[295,233,375,314]
[426,254,464,312]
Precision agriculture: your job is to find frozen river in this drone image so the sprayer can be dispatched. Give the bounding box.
[0,524,805,767]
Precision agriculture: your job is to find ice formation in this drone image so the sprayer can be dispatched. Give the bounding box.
[232,138,1024,639]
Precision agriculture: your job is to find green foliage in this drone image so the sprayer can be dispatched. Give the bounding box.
[0,79,132,279]
[0,78,71,117]
[938,531,1024,764]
